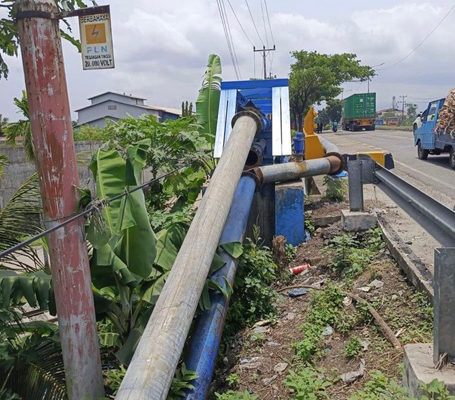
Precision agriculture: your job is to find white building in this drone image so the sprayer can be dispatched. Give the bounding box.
[76,92,181,128]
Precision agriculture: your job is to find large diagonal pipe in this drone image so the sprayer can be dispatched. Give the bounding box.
[116,109,262,400]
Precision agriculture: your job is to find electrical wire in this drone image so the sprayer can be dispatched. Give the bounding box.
[226,0,255,47]
[217,0,241,79]
[220,0,242,79]
[0,166,188,261]
[260,0,269,47]
[244,0,264,46]
[263,0,275,45]
[378,2,455,71]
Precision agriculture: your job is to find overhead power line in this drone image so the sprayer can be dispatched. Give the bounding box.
[244,0,265,46]
[217,0,241,79]
[260,0,270,47]
[226,0,255,47]
[379,2,455,71]
[263,0,275,45]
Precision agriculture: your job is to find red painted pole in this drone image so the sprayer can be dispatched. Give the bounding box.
[15,0,104,398]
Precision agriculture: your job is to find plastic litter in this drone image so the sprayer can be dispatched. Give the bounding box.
[289,288,308,298]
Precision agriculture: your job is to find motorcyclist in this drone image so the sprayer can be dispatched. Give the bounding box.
[332,120,338,132]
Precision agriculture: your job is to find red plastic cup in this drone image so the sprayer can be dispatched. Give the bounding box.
[289,264,310,275]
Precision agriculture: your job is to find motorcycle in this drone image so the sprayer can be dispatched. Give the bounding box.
[332,126,338,133]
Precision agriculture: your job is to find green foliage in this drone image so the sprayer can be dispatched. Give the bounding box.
[226,374,239,389]
[345,337,362,358]
[168,364,198,400]
[0,153,7,181]
[0,309,66,400]
[181,101,194,117]
[196,54,222,148]
[4,91,34,161]
[105,365,127,397]
[0,114,8,137]
[102,115,213,213]
[323,232,380,278]
[285,244,297,262]
[349,371,413,399]
[73,124,110,142]
[215,391,258,400]
[322,176,347,202]
[292,285,344,362]
[304,211,315,233]
[420,379,455,400]
[0,173,43,272]
[326,99,343,123]
[285,367,333,399]
[104,363,198,400]
[289,51,374,130]
[225,227,277,335]
[0,0,94,79]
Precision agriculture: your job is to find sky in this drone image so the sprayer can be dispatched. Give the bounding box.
[1,0,455,120]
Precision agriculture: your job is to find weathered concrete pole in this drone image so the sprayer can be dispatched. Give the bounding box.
[116,110,262,400]
[15,1,104,398]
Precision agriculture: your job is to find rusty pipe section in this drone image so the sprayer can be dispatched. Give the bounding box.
[255,158,332,184]
[255,136,343,184]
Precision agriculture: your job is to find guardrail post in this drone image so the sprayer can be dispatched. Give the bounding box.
[348,159,364,212]
[433,248,455,365]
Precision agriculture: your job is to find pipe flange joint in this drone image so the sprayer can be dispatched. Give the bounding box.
[232,107,263,135]
[325,152,345,175]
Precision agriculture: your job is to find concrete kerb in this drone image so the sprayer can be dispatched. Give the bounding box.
[377,216,434,302]
[404,344,455,398]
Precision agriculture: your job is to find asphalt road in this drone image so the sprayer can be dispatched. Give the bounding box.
[323,129,455,208]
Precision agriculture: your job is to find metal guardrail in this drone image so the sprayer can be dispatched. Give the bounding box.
[347,156,455,247]
[347,155,455,364]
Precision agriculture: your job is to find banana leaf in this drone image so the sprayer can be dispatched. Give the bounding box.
[89,140,157,287]
[196,54,222,145]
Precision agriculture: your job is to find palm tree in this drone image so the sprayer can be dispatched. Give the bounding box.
[0,114,9,137]
[5,91,34,161]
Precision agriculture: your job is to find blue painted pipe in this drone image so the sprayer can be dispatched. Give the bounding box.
[183,175,257,399]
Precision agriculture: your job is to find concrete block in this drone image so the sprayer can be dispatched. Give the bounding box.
[341,209,377,232]
[403,343,455,398]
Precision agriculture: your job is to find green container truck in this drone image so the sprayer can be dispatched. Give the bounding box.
[342,93,376,131]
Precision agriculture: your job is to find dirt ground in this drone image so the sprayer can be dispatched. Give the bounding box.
[213,201,433,399]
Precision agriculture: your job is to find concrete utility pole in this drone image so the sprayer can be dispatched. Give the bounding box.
[254,45,276,79]
[15,1,104,399]
[399,95,408,123]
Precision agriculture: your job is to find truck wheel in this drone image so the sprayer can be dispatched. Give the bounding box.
[417,143,429,160]
[450,147,455,170]
[371,125,376,131]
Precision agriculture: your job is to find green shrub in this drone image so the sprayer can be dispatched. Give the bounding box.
[323,176,347,202]
[345,337,362,358]
[215,391,258,400]
[285,367,332,399]
[225,227,277,335]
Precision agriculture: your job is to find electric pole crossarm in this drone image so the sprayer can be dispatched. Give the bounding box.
[253,45,276,79]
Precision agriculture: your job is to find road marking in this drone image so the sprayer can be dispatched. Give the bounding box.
[394,160,455,192]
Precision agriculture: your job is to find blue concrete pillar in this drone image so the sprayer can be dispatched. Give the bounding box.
[275,180,305,246]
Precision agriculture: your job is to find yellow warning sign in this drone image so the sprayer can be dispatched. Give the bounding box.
[85,23,107,45]
[79,9,115,70]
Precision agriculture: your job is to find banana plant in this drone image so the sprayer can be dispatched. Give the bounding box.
[196,54,222,148]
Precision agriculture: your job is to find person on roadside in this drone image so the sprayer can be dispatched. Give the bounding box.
[318,122,323,133]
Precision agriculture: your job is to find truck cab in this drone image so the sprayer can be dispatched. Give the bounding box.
[414,98,455,169]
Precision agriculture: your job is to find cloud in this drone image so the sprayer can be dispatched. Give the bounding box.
[1,0,455,120]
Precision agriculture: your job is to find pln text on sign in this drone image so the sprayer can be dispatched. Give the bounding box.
[79,10,115,70]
